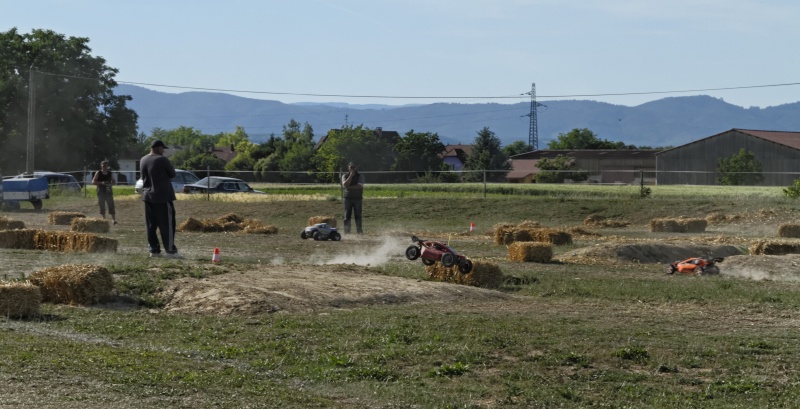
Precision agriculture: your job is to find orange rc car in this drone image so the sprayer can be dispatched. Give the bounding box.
[666,257,724,275]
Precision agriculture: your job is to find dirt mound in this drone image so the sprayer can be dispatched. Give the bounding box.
[720,254,800,281]
[558,242,744,265]
[158,264,513,315]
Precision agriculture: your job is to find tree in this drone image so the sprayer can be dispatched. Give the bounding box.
[391,130,446,180]
[547,128,635,150]
[313,125,393,182]
[717,148,763,186]
[0,28,137,173]
[535,155,588,183]
[502,140,532,157]
[462,127,511,182]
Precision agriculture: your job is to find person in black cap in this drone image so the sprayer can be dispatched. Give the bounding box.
[139,140,180,258]
[341,161,364,234]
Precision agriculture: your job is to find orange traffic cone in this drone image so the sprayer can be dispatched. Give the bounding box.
[469,222,475,233]
[212,247,221,263]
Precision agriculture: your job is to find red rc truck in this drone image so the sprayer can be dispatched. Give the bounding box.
[405,235,474,274]
[667,257,724,275]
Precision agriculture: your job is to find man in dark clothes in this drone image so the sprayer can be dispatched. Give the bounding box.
[92,160,117,225]
[341,161,364,234]
[139,140,180,258]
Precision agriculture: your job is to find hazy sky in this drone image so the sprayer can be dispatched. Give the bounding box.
[6,0,800,108]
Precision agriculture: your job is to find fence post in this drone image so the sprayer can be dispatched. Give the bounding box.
[84,166,88,198]
[206,165,210,201]
[483,170,487,199]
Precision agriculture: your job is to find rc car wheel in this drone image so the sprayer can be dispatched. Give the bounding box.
[31,199,42,210]
[441,253,455,267]
[422,258,435,266]
[666,265,676,275]
[702,265,720,275]
[405,246,421,260]
[458,259,473,274]
[330,232,341,241]
[312,231,321,241]
[300,231,308,239]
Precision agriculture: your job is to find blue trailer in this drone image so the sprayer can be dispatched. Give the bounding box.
[1,176,49,210]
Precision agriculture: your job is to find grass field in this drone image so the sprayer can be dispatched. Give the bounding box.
[2,184,800,408]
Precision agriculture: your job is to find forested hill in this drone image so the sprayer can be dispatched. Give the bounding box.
[117,84,800,148]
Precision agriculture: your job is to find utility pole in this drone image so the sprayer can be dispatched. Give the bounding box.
[26,67,36,175]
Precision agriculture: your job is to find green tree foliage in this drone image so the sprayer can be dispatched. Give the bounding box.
[502,140,532,157]
[547,128,635,150]
[535,155,588,183]
[181,154,227,177]
[0,28,138,172]
[391,130,447,180]
[462,127,511,182]
[142,127,219,170]
[717,148,764,186]
[783,179,800,198]
[313,125,393,182]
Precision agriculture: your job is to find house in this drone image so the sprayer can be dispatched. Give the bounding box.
[509,150,658,184]
[441,144,472,171]
[655,129,800,186]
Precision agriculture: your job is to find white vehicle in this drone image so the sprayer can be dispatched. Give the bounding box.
[134,169,199,194]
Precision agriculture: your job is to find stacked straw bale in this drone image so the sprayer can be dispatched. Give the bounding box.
[70,217,110,233]
[0,281,41,317]
[308,216,337,227]
[33,231,118,253]
[49,211,85,225]
[425,259,503,289]
[0,216,25,230]
[0,229,38,249]
[778,224,800,238]
[494,222,572,246]
[649,218,707,233]
[750,240,800,255]
[28,264,114,305]
[178,214,278,234]
[508,242,553,262]
[583,215,630,228]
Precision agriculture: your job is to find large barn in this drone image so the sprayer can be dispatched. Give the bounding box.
[655,129,800,186]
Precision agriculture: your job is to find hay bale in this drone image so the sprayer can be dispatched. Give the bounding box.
[28,264,114,305]
[0,229,38,249]
[516,219,541,229]
[177,217,205,232]
[750,240,800,255]
[493,223,516,245]
[528,228,573,245]
[0,216,25,230]
[425,259,503,289]
[650,218,707,233]
[778,224,800,238]
[508,242,553,262]
[217,213,244,224]
[583,215,629,228]
[242,219,279,234]
[0,281,41,317]
[48,211,85,225]
[308,216,336,228]
[32,231,117,253]
[70,217,110,233]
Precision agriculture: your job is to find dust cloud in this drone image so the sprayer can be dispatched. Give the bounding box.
[310,236,407,267]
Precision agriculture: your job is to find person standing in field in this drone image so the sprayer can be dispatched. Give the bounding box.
[341,161,364,234]
[139,140,180,258]
[92,160,117,225]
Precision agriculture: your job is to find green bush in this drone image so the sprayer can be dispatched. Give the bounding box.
[783,179,800,198]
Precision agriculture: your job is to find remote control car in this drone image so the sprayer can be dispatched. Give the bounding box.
[301,223,341,241]
[667,257,724,275]
[405,235,473,274]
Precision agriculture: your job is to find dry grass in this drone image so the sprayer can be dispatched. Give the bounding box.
[178,213,279,235]
[28,264,114,305]
[583,214,630,228]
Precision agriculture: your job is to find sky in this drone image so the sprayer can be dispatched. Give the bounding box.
[5,0,800,108]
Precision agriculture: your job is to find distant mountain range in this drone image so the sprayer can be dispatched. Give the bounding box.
[117,84,800,148]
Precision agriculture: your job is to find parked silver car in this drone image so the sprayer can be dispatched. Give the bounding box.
[134,169,199,194]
